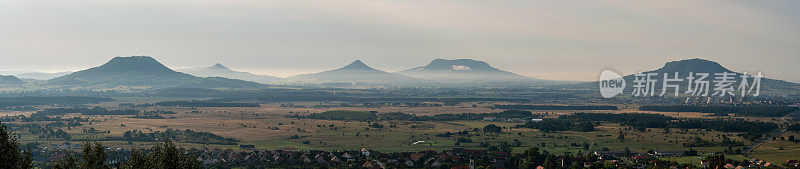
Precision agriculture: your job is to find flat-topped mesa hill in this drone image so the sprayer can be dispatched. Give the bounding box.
[570,58,800,95]
[397,59,534,82]
[48,56,265,88]
[649,58,731,74]
[628,58,795,88]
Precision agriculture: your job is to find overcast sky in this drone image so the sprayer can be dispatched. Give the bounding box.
[1,0,798,82]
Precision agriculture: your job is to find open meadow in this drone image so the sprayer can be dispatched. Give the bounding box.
[4,98,794,167]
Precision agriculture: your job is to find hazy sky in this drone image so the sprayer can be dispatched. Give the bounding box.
[1,0,799,82]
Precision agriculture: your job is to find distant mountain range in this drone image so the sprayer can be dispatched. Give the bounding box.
[177,63,281,84]
[48,56,265,88]
[0,58,586,87]
[4,56,795,91]
[0,75,23,84]
[0,71,72,80]
[15,71,73,80]
[285,60,421,84]
[572,58,800,96]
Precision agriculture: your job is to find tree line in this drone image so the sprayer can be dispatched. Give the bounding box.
[394,110,542,121]
[123,129,240,145]
[36,107,139,116]
[49,141,201,169]
[517,113,778,141]
[517,120,595,132]
[155,101,260,107]
[494,105,618,110]
[0,96,112,107]
[640,105,799,117]
[294,110,542,122]
[34,107,176,116]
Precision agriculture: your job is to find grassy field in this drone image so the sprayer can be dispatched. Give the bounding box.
[659,155,746,165]
[750,131,800,164]
[3,100,783,166]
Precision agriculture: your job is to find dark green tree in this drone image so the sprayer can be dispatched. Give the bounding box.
[82,142,110,169]
[51,154,78,169]
[124,149,147,169]
[483,124,502,133]
[518,147,547,168]
[121,139,201,169]
[623,147,632,158]
[1,121,33,169]
[705,154,726,169]
[50,142,110,169]
[575,122,595,132]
